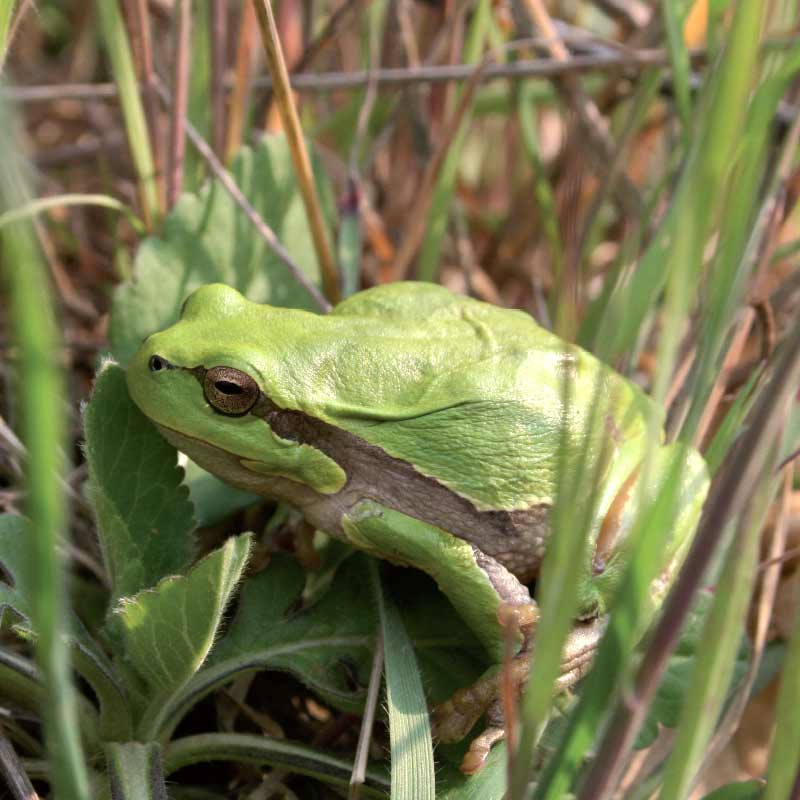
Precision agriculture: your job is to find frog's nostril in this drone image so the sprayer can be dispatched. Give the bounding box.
[149,355,174,372]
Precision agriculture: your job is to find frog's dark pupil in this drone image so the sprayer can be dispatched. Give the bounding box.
[149,356,164,372]
[215,381,242,395]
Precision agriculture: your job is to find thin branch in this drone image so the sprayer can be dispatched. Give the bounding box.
[155,80,331,313]
[1,49,708,101]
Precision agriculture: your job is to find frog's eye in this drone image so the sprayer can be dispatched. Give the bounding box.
[203,366,259,416]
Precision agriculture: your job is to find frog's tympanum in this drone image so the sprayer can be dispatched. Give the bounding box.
[127,282,708,774]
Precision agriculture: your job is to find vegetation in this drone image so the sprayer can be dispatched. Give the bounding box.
[0,1,799,798]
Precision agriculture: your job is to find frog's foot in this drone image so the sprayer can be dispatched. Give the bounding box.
[434,616,607,773]
[460,724,506,775]
[431,667,502,745]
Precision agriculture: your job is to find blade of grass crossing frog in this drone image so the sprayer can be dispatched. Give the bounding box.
[659,469,774,800]
[533,452,691,800]
[369,560,435,800]
[510,372,612,797]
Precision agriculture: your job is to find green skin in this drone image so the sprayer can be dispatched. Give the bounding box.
[127,282,709,768]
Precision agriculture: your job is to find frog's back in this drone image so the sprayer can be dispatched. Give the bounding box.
[318,283,655,512]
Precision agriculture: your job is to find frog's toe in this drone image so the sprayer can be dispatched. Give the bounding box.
[460,726,506,775]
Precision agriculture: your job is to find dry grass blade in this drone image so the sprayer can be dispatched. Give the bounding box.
[519,0,643,221]
[167,0,191,209]
[210,0,227,157]
[692,468,794,791]
[0,731,39,800]
[224,0,258,165]
[127,0,165,209]
[251,0,340,304]
[391,59,487,278]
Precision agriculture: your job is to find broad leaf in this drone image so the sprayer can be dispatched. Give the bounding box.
[110,134,333,365]
[84,361,196,605]
[208,553,376,712]
[0,514,33,625]
[113,534,251,696]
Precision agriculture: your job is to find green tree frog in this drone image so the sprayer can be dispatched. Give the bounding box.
[127,282,708,773]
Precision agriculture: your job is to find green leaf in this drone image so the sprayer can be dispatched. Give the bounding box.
[437,745,507,800]
[110,134,334,364]
[139,553,376,740]
[104,741,168,800]
[84,361,195,605]
[113,534,251,697]
[210,552,375,710]
[0,514,34,625]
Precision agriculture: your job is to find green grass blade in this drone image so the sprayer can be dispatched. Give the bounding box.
[0,0,15,69]
[658,476,773,799]
[370,560,435,800]
[517,82,564,330]
[661,0,693,147]
[763,579,800,800]
[0,192,145,234]
[0,104,91,800]
[96,0,162,230]
[416,0,491,282]
[593,0,767,364]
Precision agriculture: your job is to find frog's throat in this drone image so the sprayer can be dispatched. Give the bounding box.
[158,376,552,582]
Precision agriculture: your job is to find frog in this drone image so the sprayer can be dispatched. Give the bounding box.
[126,281,709,773]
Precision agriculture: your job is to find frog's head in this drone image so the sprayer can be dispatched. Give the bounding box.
[126,284,335,488]
[128,284,264,428]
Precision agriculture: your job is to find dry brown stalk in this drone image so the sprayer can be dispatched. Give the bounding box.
[251,0,340,305]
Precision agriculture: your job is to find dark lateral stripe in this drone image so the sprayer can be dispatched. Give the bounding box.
[188,366,550,577]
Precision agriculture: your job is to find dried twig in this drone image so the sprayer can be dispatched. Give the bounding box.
[251,0,340,304]
[1,48,708,101]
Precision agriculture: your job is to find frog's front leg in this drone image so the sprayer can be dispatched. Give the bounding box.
[341,502,539,763]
